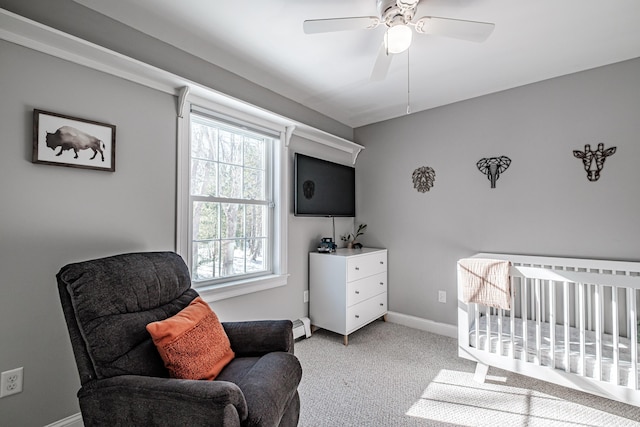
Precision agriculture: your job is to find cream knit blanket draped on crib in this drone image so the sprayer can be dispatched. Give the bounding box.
[458,258,511,310]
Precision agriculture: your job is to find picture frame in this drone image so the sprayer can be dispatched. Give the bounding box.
[33,109,116,172]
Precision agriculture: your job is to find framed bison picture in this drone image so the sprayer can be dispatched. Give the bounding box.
[33,109,116,172]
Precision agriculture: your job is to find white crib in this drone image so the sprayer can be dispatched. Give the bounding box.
[457,253,640,406]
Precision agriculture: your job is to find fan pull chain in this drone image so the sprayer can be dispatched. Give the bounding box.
[406,49,411,115]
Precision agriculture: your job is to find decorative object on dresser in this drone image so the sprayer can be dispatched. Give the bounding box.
[476,156,511,188]
[317,237,337,253]
[340,223,367,249]
[309,248,388,345]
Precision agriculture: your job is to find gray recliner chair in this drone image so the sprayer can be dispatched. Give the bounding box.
[57,251,302,427]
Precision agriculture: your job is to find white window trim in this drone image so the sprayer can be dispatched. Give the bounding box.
[177,95,290,301]
[196,273,290,304]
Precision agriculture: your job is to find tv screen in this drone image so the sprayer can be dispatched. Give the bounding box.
[294,153,355,217]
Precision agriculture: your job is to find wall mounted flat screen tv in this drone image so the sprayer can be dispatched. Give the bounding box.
[294,153,355,217]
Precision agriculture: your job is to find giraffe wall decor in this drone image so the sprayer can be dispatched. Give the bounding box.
[573,143,616,182]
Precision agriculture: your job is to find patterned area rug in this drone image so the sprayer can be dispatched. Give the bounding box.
[294,320,640,426]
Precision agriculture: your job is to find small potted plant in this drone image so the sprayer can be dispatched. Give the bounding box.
[340,223,367,249]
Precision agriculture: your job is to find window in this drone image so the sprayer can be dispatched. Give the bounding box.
[179,105,287,297]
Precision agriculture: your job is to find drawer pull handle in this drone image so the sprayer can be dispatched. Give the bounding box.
[380,303,384,307]
[355,315,360,319]
[355,267,360,270]
[380,282,384,285]
[355,290,360,294]
[380,261,384,264]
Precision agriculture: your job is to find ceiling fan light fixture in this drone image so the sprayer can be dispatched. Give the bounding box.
[396,0,419,9]
[385,24,412,53]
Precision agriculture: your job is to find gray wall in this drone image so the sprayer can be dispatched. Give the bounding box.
[0,38,354,427]
[354,57,640,328]
[0,40,176,425]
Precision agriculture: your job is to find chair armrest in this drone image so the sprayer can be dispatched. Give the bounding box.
[223,320,294,356]
[78,375,247,427]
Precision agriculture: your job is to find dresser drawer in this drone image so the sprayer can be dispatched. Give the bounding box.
[346,272,387,307]
[346,292,387,333]
[346,251,387,282]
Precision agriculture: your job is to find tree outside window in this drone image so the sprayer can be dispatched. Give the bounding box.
[190,114,271,285]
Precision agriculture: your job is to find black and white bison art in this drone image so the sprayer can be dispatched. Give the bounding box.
[46,126,105,162]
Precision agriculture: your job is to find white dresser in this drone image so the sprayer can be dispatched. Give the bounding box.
[309,248,388,345]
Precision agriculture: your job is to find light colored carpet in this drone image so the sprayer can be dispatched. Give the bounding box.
[294,320,640,426]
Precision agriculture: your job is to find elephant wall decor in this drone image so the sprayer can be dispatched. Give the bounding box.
[476,156,511,188]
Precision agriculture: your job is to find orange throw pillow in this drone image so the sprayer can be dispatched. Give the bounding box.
[146,296,234,380]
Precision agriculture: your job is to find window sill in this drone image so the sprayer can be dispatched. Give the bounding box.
[195,274,289,303]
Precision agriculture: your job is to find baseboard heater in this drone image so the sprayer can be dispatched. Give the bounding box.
[292,317,311,340]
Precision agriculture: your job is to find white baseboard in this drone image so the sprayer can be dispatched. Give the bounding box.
[293,316,312,339]
[46,413,83,427]
[386,311,457,338]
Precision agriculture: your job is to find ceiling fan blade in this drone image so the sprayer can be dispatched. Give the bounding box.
[414,16,495,42]
[370,42,393,81]
[303,16,380,34]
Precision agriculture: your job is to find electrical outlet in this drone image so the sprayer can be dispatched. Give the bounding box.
[1,367,23,398]
[303,290,309,303]
[438,290,447,303]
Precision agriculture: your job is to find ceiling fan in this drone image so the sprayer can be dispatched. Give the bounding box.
[303,0,495,81]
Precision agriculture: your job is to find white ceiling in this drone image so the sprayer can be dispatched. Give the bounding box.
[73,0,640,129]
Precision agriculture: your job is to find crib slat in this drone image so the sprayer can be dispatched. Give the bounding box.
[498,308,503,356]
[612,286,619,386]
[529,276,535,324]
[535,278,542,365]
[542,279,546,323]
[629,288,638,390]
[579,282,586,376]
[510,282,516,359]
[587,283,592,332]
[486,305,491,353]
[626,288,633,346]
[564,281,570,373]
[575,279,580,339]
[550,280,556,369]
[595,284,603,381]
[474,303,480,350]
[522,278,529,362]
